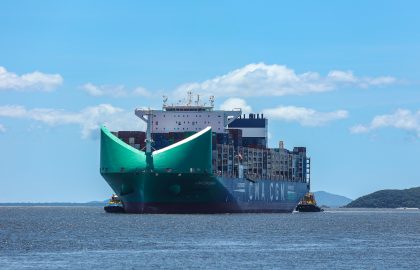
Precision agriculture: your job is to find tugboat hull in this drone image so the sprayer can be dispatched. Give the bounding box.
[104,205,125,213]
[295,204,323,212]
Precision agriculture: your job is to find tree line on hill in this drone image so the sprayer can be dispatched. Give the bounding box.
[346,187,420,208]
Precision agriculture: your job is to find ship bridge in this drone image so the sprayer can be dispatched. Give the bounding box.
[135,93,241,134]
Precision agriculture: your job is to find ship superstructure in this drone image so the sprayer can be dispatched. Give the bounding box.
[137,93,241,134]
[100,93,310,213]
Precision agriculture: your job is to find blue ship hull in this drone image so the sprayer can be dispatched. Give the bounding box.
[119,175,309,214]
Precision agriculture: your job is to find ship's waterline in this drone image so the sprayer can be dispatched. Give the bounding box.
[102,169,308,213]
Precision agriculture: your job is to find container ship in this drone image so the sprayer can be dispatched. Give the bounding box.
[100,93,310,213]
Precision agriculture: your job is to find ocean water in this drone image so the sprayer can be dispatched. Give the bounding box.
[0,207,419,269]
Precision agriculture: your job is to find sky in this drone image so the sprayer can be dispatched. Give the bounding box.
[0,1,419,202]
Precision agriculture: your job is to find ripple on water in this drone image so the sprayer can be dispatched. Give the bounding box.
[0,206,419,269]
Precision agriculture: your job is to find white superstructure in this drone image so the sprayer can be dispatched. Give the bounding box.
[135,93,241,134]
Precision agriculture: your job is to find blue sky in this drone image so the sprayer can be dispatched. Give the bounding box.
[0,1,419,202]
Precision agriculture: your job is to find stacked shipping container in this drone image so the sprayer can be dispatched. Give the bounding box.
[115,129,308,183]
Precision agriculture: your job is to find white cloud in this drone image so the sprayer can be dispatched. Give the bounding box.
[262,106,349,126]
[0,104,145,139]
[0,66,63,91]
[174,63,396,98]
[349,124,370,134]
[81,83,127,97]
[327,70,357,83]
[350,109,420,137]
[0,105,27,117]
[81,83,106,96]
[219,98,252,114]
[0,124,5,133]
[132,87,152,97]
[81,83,151,98]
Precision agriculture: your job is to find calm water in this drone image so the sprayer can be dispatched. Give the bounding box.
[0,207,419,269]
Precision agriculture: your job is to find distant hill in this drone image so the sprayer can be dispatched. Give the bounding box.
[346,187,420,208]
[313,191,353,207]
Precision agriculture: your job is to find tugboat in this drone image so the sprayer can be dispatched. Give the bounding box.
[296,192,324,212]
[104,194,125,213]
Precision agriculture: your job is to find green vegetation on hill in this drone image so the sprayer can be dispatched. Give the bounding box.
[346,187,420,208]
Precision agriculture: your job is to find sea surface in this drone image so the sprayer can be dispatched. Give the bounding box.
[0,207,419,269]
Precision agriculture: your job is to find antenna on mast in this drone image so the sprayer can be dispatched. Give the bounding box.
[196,94,200,105]
[162,95,168,107]
[209,96,215,107]
[187,91,193,106]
